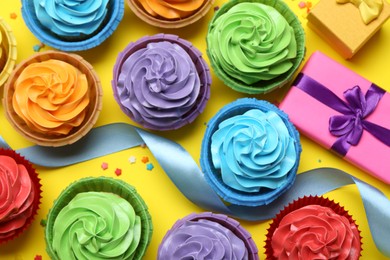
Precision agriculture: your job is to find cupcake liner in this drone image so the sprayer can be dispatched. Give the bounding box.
[200,98,301,207]
[2,50,103,147]
[45,177,153,260]
[0,148,42,244]
[127,0,215,29]
[21,0,124,51]
[159,212,259,260]
[112,33,211,131]
[0,17,17,87]
[206,0,306,94]
[265,196,363,259]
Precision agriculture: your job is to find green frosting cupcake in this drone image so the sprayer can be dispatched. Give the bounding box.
[207,0,305,94]
[45,177,153,260]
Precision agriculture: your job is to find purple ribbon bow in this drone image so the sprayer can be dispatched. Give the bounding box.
[294,73,390,156]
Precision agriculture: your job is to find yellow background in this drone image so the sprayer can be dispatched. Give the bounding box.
[1,0,390,259]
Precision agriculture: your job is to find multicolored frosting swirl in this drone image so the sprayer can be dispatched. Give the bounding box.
[211,109,297,193]
[33,0,109,37]
[271,205,361,260]
[52,192,141,260]
[158,219,248,259]
[0,155,35,240]
[12,59,90,135]
[136,0,206,20]
[116,41,201,130]
[207,2,297,84]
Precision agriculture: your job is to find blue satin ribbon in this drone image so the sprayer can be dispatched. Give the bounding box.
[294,73,390,156]
[1,123,390,256]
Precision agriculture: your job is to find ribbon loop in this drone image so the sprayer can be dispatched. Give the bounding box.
[336,0,384,24]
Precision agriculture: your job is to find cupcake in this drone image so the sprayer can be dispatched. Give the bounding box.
[158,212,259,259]
[0,148,42,243]
[0,17,17,87]
[206,0,305,94]
[265,196,362,259]
[21,0,124,51]
[112,34,211,131]
[200,98,301,207]
[45,177,153,259]
[3,50,103,147]
[127,0,214,28]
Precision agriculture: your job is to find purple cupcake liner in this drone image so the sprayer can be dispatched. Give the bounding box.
[158,212,259,260]
[112,33,211,131]
[21,0,124,51]
[200,98,301,207]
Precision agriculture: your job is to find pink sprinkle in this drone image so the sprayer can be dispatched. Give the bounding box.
[298,1,306,8]
[34,256,42,260]
[101,162,108,170]
[141,156,149,164]
[115,168,122,176]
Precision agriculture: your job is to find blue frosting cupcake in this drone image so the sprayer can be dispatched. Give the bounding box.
[200,98,301,206]
[21,0,124,51]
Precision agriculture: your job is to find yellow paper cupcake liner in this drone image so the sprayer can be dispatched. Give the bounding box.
[0,17,17,88]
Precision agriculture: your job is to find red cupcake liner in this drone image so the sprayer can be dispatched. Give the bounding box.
[0,148,42,244]
[264,195,362,259]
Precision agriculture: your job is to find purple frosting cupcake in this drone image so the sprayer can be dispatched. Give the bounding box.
[112,34,211,131]
[158,212,259,260]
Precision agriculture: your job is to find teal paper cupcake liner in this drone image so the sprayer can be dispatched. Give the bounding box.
[45,177,153,259]
[206,0,306,94]
[21,0,124,51]
[200,98,301,207]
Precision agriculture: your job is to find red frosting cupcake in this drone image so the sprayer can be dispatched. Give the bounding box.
[265,196,362,260]
[0,148,41,243]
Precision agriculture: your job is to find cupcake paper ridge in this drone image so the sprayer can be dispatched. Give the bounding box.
[0,17,17,87]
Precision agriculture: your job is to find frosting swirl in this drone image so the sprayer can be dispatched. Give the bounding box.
[33,0,109,37]
[211,109,297,193]
[12,59,90,135]
[0,155,35,240]
[158,219,248,259]
[271,205,361,260]
[136,0,206,19]
[117,41,201,130]
[52,192,141,260]
[207,2,297,84]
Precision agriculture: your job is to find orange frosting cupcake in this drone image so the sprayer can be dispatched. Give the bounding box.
[137,0,206,19]
[3,51,102,147]
[12,59,90,135]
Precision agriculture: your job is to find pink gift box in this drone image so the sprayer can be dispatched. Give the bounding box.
[279,51,390,183]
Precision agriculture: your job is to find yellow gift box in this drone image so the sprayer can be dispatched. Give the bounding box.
[307,0,390,59]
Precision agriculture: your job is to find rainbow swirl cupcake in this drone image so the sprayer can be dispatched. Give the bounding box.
[158,212,259,259]
[0,148,41,244]
[21,0,124,51]
[3,51,103,146]
[112,34,211,131]
[206,0,305,94]
[201,98,301,207]
[127,0,215,28]
[45,177,153,259]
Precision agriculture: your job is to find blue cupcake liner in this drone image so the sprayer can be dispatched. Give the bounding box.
[21,0,124,52]
[200,98,302,207]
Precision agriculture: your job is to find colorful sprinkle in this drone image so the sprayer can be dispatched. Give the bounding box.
[33,44,42,52]
[141,156,149,164]
[318,159,322,163]
[146,163,154,171]
[101,162,108,170]
[115,168,122,176]
[140,143,147,148]
[34,255,42,260]
[214,6,220,11]
[298,1,306,8]
[128,156,136,164]
[40,219,47,227]
[10,13,17,19]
